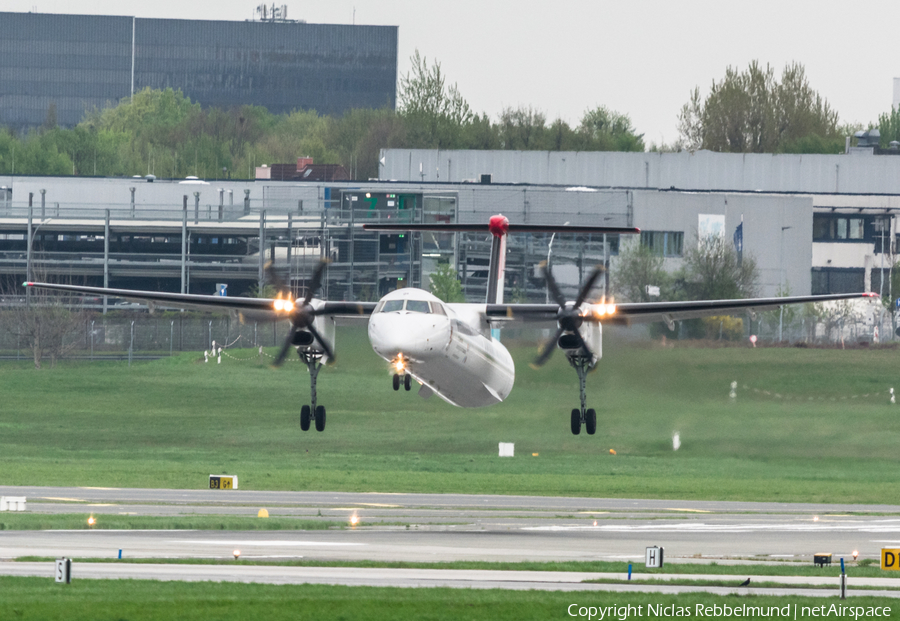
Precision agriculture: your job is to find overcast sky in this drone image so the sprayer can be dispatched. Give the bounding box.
[2,0,898,146]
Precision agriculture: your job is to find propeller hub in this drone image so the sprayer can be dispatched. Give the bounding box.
[557,305,583,332]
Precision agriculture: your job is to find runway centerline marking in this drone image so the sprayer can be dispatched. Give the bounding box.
[174,540,365,547]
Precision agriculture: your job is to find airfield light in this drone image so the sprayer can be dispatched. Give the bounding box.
[853,550,859,560]
[593,520,597,527]
[350,514,360,527]
[87,516,96,527]
[233,549,241,560]
[813,516,819,522]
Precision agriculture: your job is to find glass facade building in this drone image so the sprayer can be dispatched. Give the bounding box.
[0,12,397,129]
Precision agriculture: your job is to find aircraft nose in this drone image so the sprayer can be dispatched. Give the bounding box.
[368,312,449,360]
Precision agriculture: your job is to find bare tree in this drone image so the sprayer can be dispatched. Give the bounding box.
[0,274,88,369]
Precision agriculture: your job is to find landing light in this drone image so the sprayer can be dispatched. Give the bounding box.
[593,304,616,318]
[273,298,295,312]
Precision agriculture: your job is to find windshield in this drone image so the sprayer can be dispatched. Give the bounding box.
[406,300,431,314]
[381,300,404,312]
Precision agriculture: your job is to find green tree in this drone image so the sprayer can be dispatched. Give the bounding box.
[679,235,758,300]
[611,242,671,303]
[877,108,900,147]
[428,263,465,302]
[397,50,472,149]
[678,62,839,153]
[498,106,547,150]
[578,106,644,151]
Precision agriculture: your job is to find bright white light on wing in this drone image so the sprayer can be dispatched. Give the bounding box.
[274,299,285,311]
[283,300,294,312]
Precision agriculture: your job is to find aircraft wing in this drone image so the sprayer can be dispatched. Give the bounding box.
[486,292,879,326]
[23,282,376,319]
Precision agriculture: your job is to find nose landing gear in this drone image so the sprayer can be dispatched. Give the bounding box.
[392,373,412,391]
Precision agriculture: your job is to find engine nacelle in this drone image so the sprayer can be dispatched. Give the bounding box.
[559,322,602,369]
[294,301,336,362]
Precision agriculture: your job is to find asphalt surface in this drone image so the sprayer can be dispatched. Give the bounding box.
[5,561,900,597]
[3,486,900,595]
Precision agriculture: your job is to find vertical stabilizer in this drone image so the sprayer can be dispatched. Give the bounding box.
[486,215,509,304]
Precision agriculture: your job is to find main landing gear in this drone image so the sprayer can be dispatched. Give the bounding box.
[567,352,597,436]
[298,350,326,432]
[533,262,604,437]
[392,373,412,391]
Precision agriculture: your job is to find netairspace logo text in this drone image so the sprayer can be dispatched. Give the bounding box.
[566,604,892,620]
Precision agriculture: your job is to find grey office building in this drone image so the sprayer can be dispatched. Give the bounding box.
[0,12,397,129]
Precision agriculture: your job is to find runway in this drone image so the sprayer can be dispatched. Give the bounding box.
[3,485,900,595]
[5,561,900,597]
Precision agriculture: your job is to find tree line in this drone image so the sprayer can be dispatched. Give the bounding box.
[0,55,894,181]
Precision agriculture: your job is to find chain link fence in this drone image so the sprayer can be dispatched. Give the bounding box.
[0,312,293,361]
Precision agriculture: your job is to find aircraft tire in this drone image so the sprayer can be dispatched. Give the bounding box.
[585,408,597,435]
[315,406,326,432]
[392,374,400,391]
[300,405,311,431]
[570,409,581,435]
[404,374,411,391]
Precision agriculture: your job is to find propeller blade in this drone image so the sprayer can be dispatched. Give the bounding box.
[302,260,329,307]
[273,324,298,367]
[573,265,605,309]
[264,260,290,296]
[306,323,336,363]
[531,326,565,368]
[540,262,566,308]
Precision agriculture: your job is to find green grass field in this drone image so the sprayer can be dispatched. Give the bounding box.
[1,327,898,503]
[2,578,898,620]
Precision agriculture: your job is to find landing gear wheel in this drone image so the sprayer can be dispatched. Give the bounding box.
[315,405,326,432]
[404,374,411,391]
[392,374,400,391]
[585,408,597,435]
[570,408,581,435]
[300,405,311,431]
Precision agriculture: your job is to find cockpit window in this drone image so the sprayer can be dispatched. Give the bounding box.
[381,300,404,313]
[406,300,431,314]
[431,302,446,316]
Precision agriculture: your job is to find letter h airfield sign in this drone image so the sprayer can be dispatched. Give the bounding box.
[882,548,900,570]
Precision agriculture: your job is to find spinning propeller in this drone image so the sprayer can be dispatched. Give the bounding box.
[272,260,335,366]
[532,262,605,368]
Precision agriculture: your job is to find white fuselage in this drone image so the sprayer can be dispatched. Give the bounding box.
[367,288,515,408]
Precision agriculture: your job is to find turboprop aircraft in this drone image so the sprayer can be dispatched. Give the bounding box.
[25,214,878,435]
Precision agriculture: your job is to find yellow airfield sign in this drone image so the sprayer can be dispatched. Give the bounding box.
[881,548,900,570]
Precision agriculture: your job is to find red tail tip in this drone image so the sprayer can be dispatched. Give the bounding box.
[488,214,509,238]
